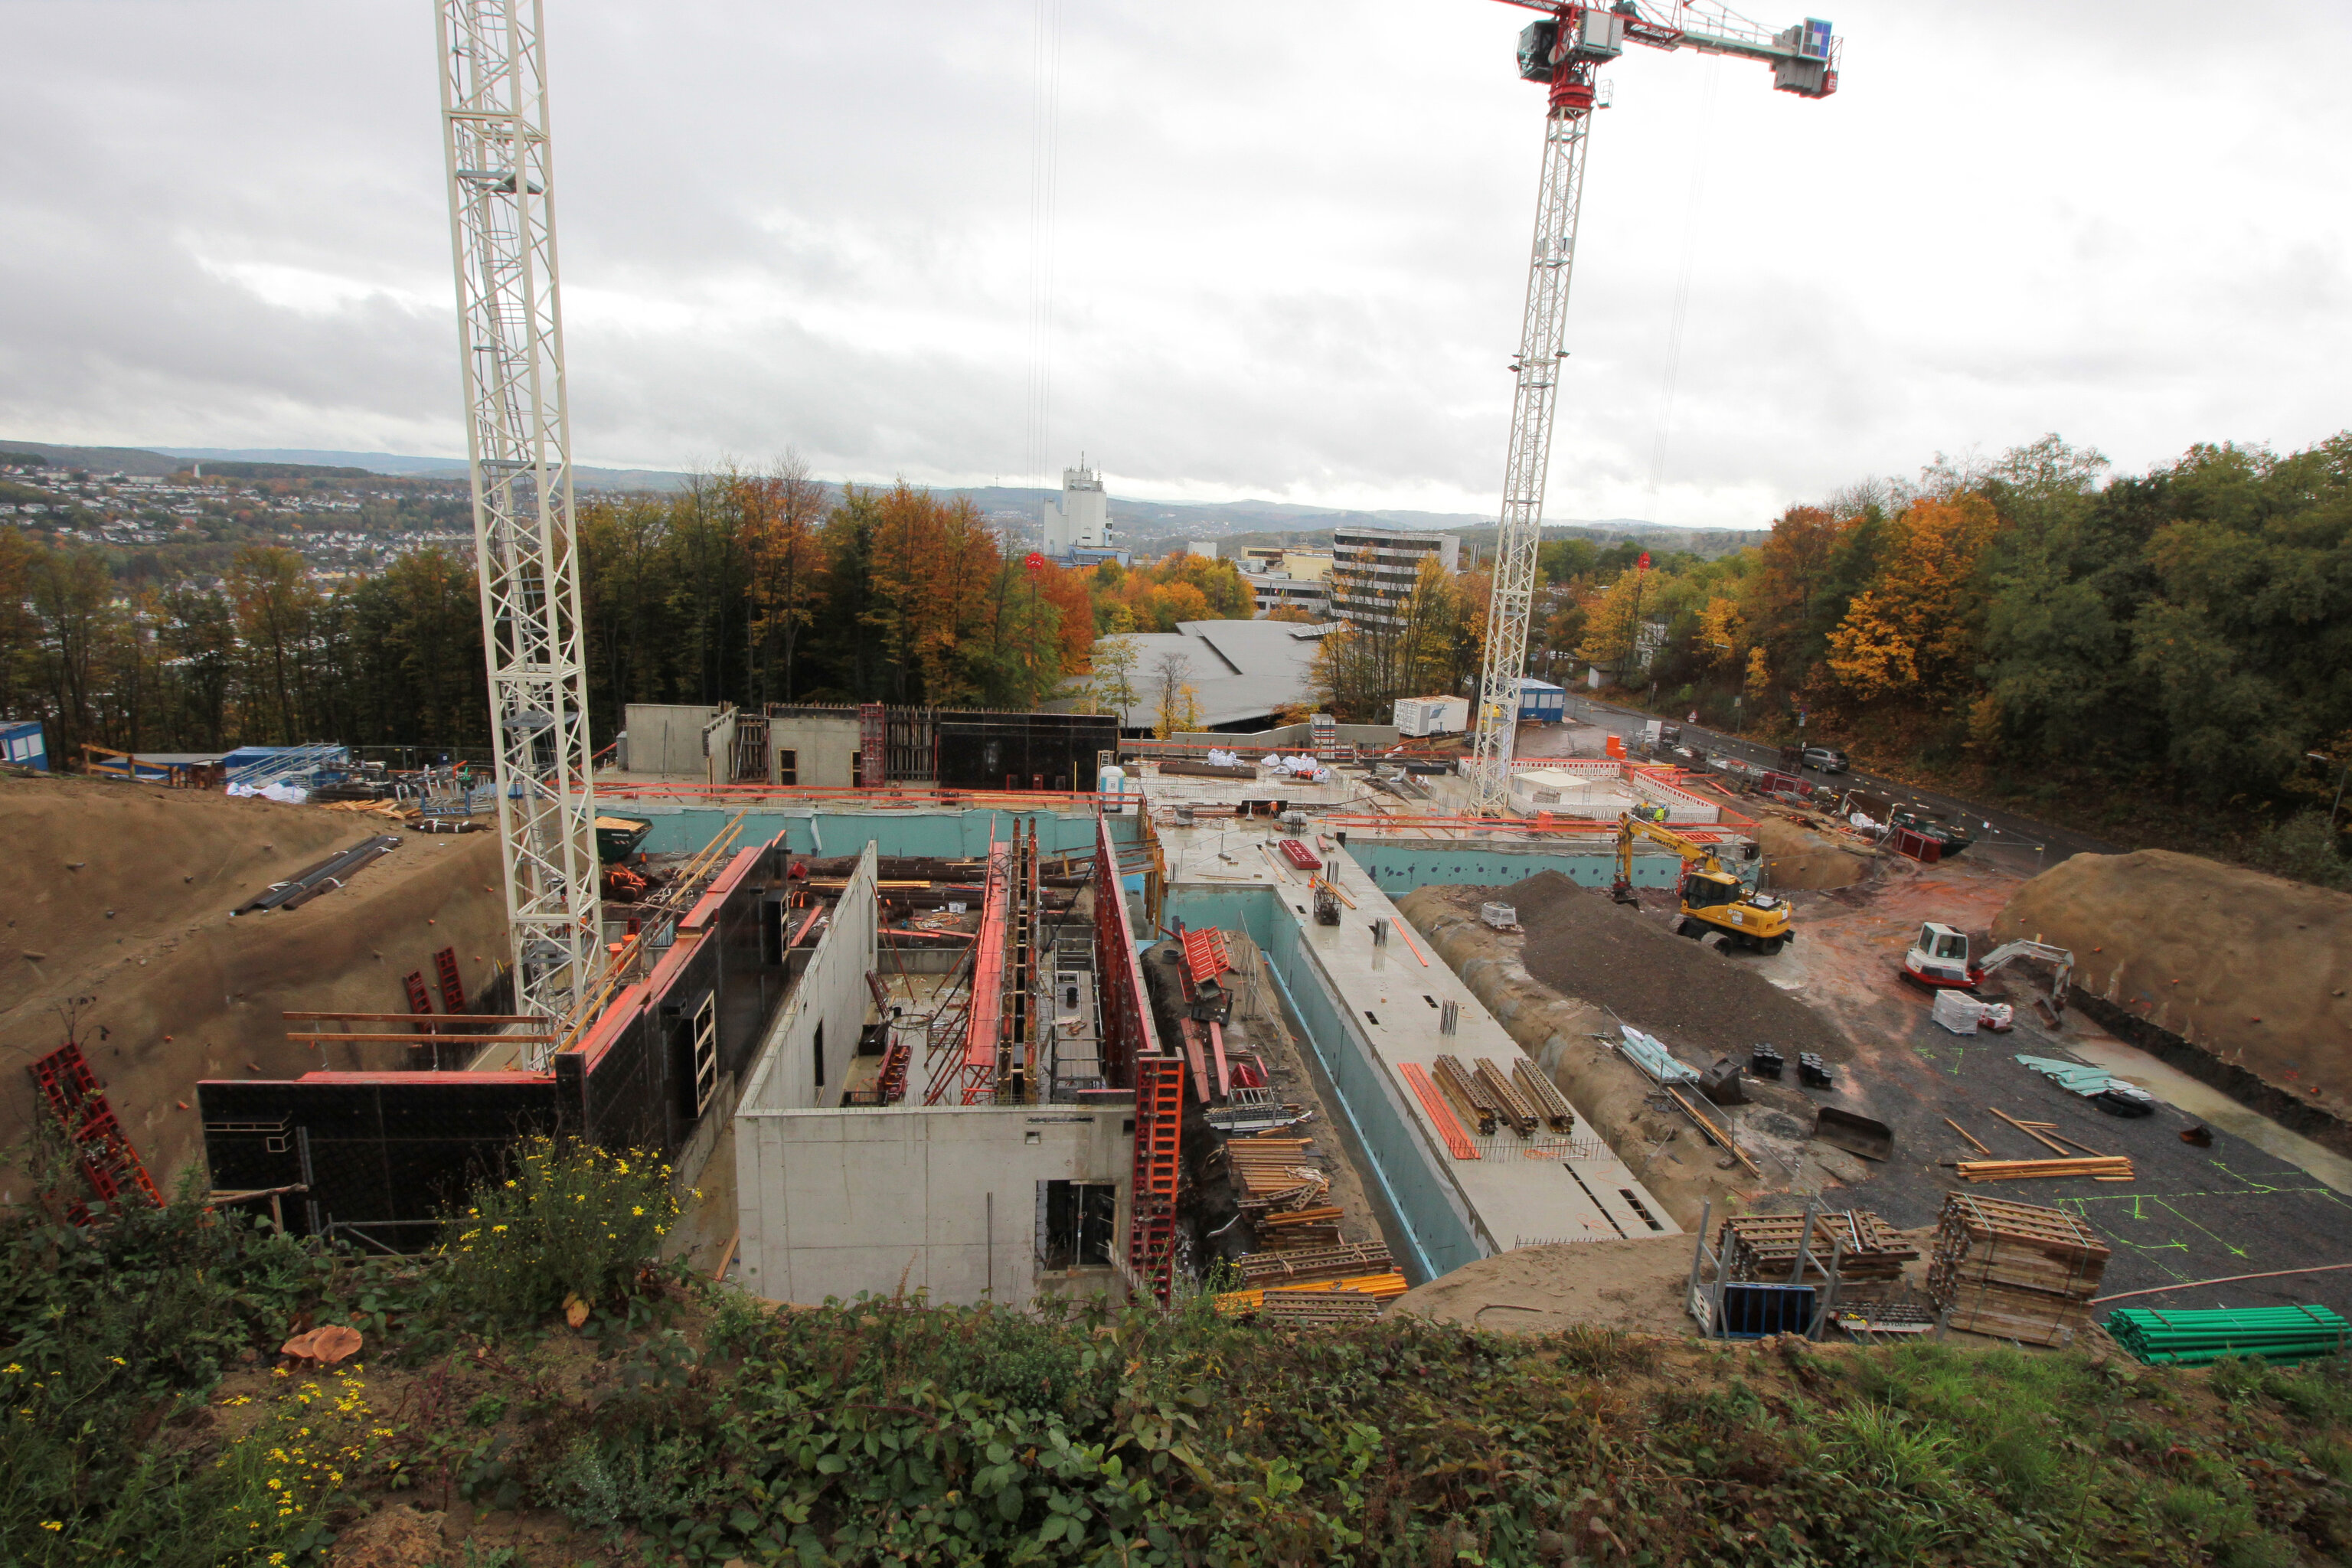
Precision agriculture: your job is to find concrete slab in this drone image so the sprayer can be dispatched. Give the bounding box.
[1159,809,1681,1269]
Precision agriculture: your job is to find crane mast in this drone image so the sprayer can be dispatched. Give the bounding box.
[1464,2,1838,817]
[437,0,603,1053]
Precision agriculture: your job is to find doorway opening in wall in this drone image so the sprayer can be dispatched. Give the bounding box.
[1037,1180,1117,1269]
[813,1020,825,1091]
[776,749,798,786]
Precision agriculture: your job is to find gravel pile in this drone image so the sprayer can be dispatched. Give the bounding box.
[1498,871,1849,1065]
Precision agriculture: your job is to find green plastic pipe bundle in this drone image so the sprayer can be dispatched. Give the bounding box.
[2105,1305,2350,1367]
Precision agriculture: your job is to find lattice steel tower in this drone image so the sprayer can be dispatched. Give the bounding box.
[437,0,602,1040]
[1465,3,1840,816]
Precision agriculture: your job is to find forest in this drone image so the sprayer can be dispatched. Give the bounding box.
[0,461,1257,763]
[1530,434,2352,876]
[2,435,2345,876]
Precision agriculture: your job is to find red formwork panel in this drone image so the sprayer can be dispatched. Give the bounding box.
[1094,815,1161,1089]
[27,1042,163,1218]
[1128,1054,1183,1305]
[1277,838,1321,871]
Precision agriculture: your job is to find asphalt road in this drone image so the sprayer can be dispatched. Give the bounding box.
[1556,696,2119,870]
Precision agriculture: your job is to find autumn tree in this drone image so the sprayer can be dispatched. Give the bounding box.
[739,452,828,704]
[1822,495,1998,702]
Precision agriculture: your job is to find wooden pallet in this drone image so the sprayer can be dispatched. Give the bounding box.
[1234,1242,1395,1285]
[1259,1290,1385,1326]
[1719,1210,1917,1285]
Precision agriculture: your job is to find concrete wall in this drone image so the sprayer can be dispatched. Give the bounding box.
[612,805,1131,860]
[740,843,879,1114]
[622,704,719,776]
[769,712,864,789]
[1162,885,1478,1283]
[733,1106,1129,1308]
[1342,838,1757,896]
[703,709,736,788]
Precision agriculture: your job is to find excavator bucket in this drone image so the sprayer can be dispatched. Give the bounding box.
[1813,1106,1893,1162]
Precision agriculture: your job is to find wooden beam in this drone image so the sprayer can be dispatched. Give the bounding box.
[1942,1116,1993,1155]
[1989,1106,2075,1156]
[286,1031,555,1044]
[283,1011,541,1024]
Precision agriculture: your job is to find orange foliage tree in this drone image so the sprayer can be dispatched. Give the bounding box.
[1823,495,1998,702]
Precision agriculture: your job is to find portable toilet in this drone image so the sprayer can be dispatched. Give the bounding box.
[1514,678,1566,722]
[1096,762,1136,815]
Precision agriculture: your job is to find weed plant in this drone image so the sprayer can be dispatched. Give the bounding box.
[438,1135,682,1321]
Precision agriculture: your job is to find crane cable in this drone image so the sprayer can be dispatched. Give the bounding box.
[1024,0,1068,487]
[1642,55,1723,516]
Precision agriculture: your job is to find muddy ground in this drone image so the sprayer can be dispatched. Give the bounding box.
[1403,847,2352,1323]
[2,773,507,1195]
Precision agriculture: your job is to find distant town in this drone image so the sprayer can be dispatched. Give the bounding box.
[0,450,473,583]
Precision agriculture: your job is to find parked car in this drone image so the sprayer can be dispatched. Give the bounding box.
[1799,745,1850,773]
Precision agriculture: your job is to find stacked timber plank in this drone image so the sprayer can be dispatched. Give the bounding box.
[1217,1271,1409,1321]
[1719,1210,1918,1297]
[1217,1138,1330,1212]
[1233,1242,1393,1285]
[1927,1193,2109,1347]
[1254,1206,1345,1250]
[1955,1155,2135,1183]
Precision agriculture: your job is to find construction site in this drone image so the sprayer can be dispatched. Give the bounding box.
[7,8,2352,1545]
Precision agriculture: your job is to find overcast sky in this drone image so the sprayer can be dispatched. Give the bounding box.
[3,1,2347,528]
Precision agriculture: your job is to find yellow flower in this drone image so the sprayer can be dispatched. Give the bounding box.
[109,1356,126,1366]
[2,1364,20,1374]
[632,1206,645,1217]
[41,1521,62,1531]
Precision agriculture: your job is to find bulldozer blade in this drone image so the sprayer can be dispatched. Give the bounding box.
[1813,1106,1893,1162]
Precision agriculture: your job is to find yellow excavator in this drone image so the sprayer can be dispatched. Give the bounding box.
[1612,808,1794,955]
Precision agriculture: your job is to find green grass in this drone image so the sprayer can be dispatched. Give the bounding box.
[9,1143,2352,1565]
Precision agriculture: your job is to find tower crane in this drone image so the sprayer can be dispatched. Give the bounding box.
[436,0,604,1057]
[1463,2,1841,817]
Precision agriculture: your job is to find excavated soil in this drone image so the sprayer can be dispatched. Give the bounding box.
[1998,849,2352,1116]
[1390,1234,1701,1335]
[2,773,508,1194]
[1507,871,1847,1066]
[1753,814,1870,891]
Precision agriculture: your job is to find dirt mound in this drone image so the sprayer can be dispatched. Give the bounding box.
[2,773,508,1194]
[1504,871,1847,1066]
[1755,815,1867,890]
[1998,849,2352,1116]
[1390,1234,1698,1334]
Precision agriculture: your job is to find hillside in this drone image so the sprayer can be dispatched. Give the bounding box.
[8,1182,2352,1566]
[0,773,507,1192]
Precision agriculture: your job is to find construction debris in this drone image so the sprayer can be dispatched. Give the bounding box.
[1928,1193,2109,1347]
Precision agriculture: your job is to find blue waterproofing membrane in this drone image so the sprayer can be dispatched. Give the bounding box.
[1345,840,1761,898]
[1165,886,1481,1285]
[622,806,1131,859]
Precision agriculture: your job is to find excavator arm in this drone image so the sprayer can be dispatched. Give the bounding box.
[1978,940,2075,1008]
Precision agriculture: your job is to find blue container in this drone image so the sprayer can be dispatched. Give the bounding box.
[1,719,47,771]
[1716,1283,1817,1338]
[1515,678,1566,721]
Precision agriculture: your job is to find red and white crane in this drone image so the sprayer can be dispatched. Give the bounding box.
[1464,2,1841,815]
